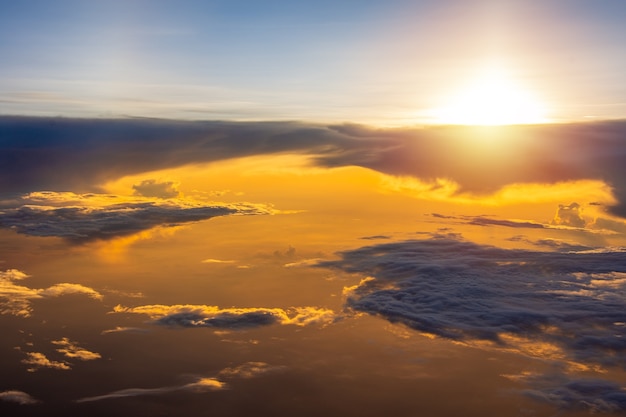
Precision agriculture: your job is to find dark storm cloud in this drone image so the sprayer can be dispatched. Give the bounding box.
[508,373,626,413]
[319,238,626,368]
[0,192,270,243]
[3,117,626,216]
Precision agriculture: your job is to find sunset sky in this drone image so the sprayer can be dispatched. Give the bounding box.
[1,1,626,416]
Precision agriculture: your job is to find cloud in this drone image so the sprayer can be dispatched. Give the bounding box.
[283,258,324,268]
[75,361,284,403]
[0,191,271,243]
[52,338,101,361]
[132,179,180,198]
[505,372,626,413]
[75,376,226,403]
[218,362,285,379]
[507,235,593,252]
[113,304,336,329]
[318,238,626,369]
[201,259,236,264]
[0,390,39,405]
[21,352,70,371]
[429,213,547,230]
[4,117,626,217]
[552,202,587,227]
[0,269,102,317]
[101,326,149,335]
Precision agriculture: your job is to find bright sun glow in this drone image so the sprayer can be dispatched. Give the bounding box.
[432,69,549,125]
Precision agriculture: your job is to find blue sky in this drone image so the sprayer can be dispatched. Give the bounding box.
[1,0,625,123]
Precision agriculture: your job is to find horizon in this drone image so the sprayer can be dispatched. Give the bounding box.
[2,1,626,416]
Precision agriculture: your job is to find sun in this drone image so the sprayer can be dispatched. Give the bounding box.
[431,69,549,125]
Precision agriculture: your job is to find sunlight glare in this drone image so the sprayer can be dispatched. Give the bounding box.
[432,69,548,125]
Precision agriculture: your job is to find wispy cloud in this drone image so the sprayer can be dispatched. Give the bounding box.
[0,269,102,317]
[75,377,225,403]
[201,258,236,264]
[113,304,336,329]
[75,361,285,403]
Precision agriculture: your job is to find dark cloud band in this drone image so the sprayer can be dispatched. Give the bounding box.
[2,117,626,216]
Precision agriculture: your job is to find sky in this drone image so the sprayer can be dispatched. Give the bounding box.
[1,0,626,124]
[2,1,626,417]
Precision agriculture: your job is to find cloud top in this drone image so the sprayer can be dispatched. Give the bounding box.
[319,238,626,369]
[3,117,626,216]
[0,191,271,243]
[114,304,336,329]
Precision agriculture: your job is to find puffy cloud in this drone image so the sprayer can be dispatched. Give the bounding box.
[40,283,103,300]
[0,390,39,405]
[75,376,226,403]
[552,202,587,228]
[132,179,180,199]
[4,117,626,217]
[52,338,101,361]
[319,238,626,368]
[113,304,336,329]
[0,191,271,243]
[505,372,626,413]
[21,352,70,371]
[0,269,102,317]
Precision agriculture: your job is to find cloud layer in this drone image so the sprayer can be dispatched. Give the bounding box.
[319,238,626,369]
[3,117,626,216]
[506,373,626,413]
[0,191,270,243]
[114,304,336,329]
